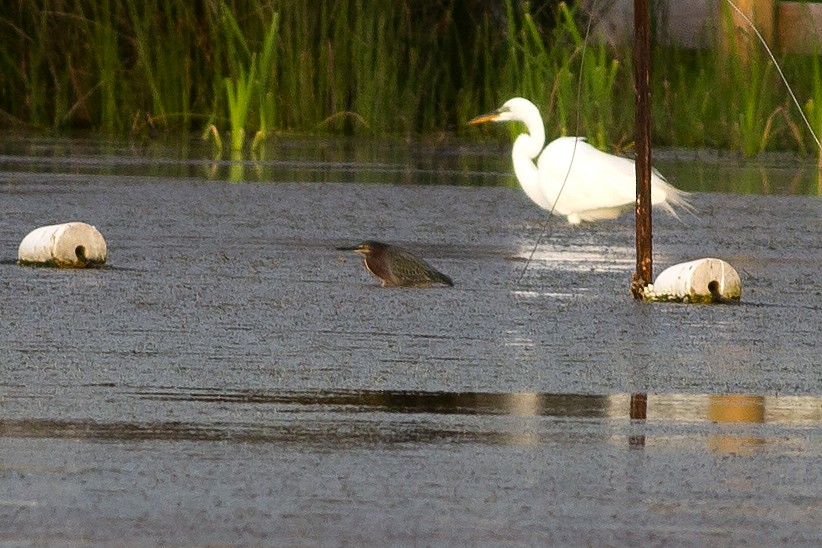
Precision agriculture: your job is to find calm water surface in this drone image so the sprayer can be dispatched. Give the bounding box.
[0,135,820,545]
[1,133,820,192]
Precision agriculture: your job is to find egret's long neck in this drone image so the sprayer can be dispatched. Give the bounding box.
[511,121,549,209]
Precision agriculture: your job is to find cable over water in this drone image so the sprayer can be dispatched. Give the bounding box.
[518,0,598,284]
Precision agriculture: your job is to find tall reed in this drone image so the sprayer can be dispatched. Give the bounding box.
[810,59,822,167]
[204,3,276,151]
[0,0,819,162]
[488,1,631,149]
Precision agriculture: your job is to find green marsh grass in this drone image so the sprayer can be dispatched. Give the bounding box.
[0,1,820,163]
[717,6,782,157]
[809,59,822,167]
[253,13,280,149]
[83,0,120,132]
[224,57,255,152]
[210,3,277,148]
[125,0,202,132]
[483,1,635,150]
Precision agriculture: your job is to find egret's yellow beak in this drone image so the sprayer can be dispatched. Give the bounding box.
[467,111,500,125]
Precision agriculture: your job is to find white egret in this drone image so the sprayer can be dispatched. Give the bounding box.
[469,97,692,224]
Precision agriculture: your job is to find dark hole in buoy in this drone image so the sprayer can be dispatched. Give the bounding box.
[75,245,87,263]
[708,280,721,301]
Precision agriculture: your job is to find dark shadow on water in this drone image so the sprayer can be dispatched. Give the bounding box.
[1,259,147,272]
[4,259,109,269]
[133,388,610,418]
[1,389,816,447]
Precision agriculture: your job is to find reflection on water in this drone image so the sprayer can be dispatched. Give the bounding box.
[655,149,821,195]
[0,133,819,194]
[1,389,818,452]
[629,393,648,447]
[0,134,505,187]
[707,394,767,454]
[707,394,765,422]
[512,243,635,273]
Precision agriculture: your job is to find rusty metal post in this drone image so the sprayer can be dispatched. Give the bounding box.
[631,0,653,299]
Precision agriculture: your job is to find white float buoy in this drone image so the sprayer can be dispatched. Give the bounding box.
[643,258,741,303]
[18,222,107,268]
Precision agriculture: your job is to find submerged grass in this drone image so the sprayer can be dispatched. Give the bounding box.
[0,1,820,160]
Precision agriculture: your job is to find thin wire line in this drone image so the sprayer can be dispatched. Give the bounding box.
[723,0,821,152]
[518,1,597,283]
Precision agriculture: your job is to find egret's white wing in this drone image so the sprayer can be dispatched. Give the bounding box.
[537,137,692,221]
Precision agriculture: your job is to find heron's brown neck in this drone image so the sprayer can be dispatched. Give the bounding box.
[363,255,390,281]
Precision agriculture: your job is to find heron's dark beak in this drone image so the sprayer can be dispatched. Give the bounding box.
[337,244,370,254]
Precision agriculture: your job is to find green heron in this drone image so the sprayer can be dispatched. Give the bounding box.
[337,241,454,287]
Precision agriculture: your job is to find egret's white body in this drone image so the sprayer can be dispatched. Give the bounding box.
[469,97,691,224]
